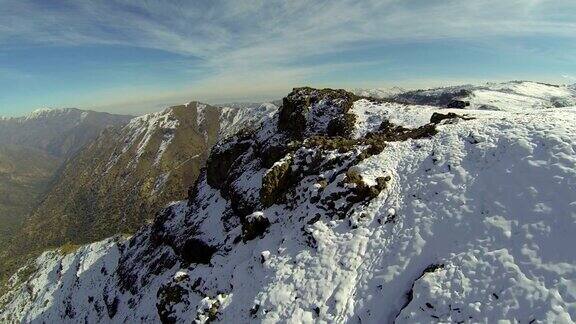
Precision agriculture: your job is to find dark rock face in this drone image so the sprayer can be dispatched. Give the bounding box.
[206,131,254,193]
[242,213,271,241]
[157,281,189,324]
[150,204,216,266]
[345,170,390,204]
[430,112,473,124]
[326,113,357,138]
[277,91,310,137]
[375,120,438,142]
[104,296,120,319]
[179,238,217,265]
[447,100,470,109]
[260,144,293,168]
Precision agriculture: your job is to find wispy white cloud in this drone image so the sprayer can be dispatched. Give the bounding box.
[3,1,574,59]
[1,0,575,110]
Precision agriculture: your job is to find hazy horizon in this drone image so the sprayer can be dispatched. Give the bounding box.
[4,78,576,118]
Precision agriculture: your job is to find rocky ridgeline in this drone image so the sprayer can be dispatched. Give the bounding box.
[148,88,470,321]
[210,88,466,236]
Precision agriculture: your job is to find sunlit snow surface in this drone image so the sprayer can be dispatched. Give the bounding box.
[1,86,575,323]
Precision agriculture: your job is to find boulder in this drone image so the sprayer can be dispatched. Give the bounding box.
[242,212,271,241]
[447,100,470,109]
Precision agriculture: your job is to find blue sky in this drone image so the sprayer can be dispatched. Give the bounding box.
[0,0,575,116]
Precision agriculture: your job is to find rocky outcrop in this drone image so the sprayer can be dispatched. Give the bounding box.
[205,132,253,194]
[260,157,293,208]
[278,87,364,139]
[447,100,470,109]
[241,212,271,241]
[429,112,473,124]
[204,87,447,228]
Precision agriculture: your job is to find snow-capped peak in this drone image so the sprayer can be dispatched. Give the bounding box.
[27,107,55,117]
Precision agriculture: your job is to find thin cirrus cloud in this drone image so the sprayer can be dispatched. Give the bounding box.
[0,0,575,114]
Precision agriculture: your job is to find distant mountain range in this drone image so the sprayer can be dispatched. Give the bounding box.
[0,108,133,158]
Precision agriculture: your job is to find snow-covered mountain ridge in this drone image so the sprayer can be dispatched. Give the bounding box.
[0,101,278,286]
[1,86,575,323]
[358,81,576,112]
[1,108,84,121]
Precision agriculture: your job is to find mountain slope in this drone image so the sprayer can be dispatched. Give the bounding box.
[0,145,60,250]
[0,108,133,282]
[0,102,277,284]
[1,88,574,323]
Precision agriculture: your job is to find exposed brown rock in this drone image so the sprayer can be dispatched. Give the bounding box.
[261,157,293,208]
